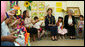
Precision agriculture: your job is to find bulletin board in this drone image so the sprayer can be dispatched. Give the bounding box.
[31,1,45,20]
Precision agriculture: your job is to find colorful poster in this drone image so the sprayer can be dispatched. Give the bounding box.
[56,8,62,12]
[56,2,62,7]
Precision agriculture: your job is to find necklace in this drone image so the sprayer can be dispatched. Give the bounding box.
[47,16,53,24]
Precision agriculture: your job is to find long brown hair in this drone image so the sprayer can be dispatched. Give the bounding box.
[23,10,29,20]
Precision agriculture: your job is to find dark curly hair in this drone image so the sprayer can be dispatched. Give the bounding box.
[34,16,38,20]
[79,15,84,18]
[58,17,63,23]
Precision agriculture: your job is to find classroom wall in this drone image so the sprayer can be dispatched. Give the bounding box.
[67,1,84,16]
[6,1,84,21]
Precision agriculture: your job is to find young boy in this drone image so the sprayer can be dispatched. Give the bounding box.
[33,16,45,41]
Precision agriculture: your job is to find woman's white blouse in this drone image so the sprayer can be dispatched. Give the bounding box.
[68,17,73,25]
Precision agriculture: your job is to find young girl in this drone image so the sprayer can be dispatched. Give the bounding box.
[78,15,84,39]
[23,10,37,41]
[56,17,67,39]
[33,16,45,41]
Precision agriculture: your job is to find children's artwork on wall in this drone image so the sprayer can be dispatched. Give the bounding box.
[10,1,18,8]
[67,7,81,17]
[38,2,45,11]
[31,1,46,19]
[56,2,62,7]
[39,12,45,17]
[31,12,38,19]
[31,2,38,11]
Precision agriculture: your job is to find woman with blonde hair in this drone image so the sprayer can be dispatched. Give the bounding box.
[64,10,76,39]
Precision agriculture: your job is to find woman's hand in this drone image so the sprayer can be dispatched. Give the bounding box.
[48,24,52,26]
[70,24,73,26]
[1,32,17,42]
[69,23,73,26]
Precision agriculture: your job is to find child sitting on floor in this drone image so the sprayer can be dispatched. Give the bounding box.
[33,16,45,41]
[56,17,67,39]
[78,15,84,39]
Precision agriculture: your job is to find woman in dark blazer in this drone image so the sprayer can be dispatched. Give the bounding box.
[64,10,76,39]
[45,8,58,41]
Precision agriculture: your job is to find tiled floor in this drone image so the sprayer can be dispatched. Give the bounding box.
[30,38,84,46]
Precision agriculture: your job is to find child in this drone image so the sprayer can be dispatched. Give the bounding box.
[56,17,67,39]
[78,15,84,39]
[23,10,36,41]
[33,16,45,41]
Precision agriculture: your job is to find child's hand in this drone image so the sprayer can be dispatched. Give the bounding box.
[61,26,63,30]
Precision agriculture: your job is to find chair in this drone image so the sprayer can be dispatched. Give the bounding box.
[45,30,51,40]
[41,26,51,40]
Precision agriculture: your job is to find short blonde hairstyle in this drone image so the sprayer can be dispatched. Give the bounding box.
[67,9,74,14]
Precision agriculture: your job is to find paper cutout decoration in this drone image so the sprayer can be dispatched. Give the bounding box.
[24,1,30,7]
[29,1,32,3]
[56,2,62,7]
[10,1,18,8]
[16,10,21,16]
[56,8,62,12]
[27,5,31,10]
[13,5,20,10]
